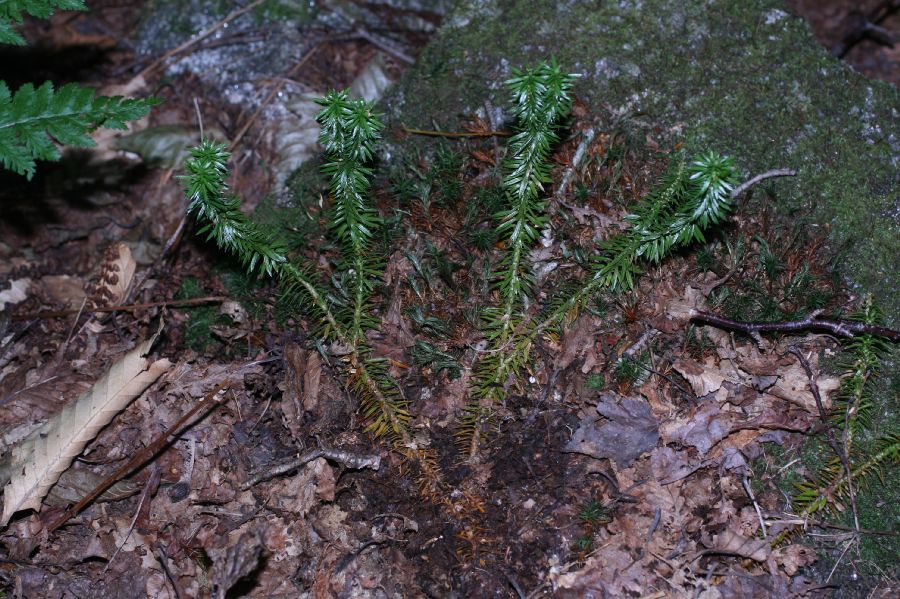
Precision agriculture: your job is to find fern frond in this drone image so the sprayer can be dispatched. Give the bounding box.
[0,81,158,179]
[0,0,85,45]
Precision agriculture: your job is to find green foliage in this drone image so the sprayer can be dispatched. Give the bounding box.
[411,340,461,380]
[615,355,646,387]
[0,4,157,179]
[460,61,578,457]
[495,61,577,335]
[592,152,738,291]
[457,61,743,459]
[407,305,450,338]
[0,81,158,179]
[792,298,897,521]
[578,499,610,525]
[176,278,218,352]
[182,136,412,447]
[183,140,286,277]
[0,0,85,45]
[316,90,384,346]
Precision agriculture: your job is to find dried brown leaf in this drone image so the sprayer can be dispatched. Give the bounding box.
[564,393,659,467]
[703,527,770,562]
[1,331,171,526]
[90,242,136,308]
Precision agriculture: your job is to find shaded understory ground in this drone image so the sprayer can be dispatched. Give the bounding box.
[0,1,897,597]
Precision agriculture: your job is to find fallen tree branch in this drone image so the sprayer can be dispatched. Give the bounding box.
[240,445,381,490]
[690,309,900,342]
[48,380,231,532]
[729,168,796,199]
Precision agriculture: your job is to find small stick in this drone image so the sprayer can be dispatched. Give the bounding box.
[135,0,267,81]
[690,309,900,342]
[13,296,228,321]
[241,446,381,489]
[554,127,596,203]
[155,541,186,599]
[729,168,796,200]
[48,381,231,532]
[103,465,161,573]
[401,125,511,138]
[763,518,899,536]
[742,475,767,538]
[349,25,415,65]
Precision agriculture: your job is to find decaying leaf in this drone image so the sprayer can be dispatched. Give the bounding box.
[564,393,659,467]
[1,331,171,526]
[660,400,735,456]
[673,343,839,413]
[0,278,30,311]
[90,242,136,308]
[703,527,770,562]
[210,529,266,599]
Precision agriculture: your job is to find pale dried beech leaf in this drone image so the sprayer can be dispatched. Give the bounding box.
[1,331,171,526]
[673,357,733,397]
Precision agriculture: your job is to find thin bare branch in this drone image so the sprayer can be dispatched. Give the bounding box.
[690,309,900,341]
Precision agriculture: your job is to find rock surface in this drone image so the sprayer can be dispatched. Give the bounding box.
[374,0,898,322]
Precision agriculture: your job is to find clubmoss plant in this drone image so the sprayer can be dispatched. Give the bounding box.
[460,61,578,458]
[792,298,898,522]
[183,132,449,494]
[460,134,739,458]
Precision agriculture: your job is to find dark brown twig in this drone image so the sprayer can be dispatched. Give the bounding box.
[155,541,186,599]
[48,381,231,532]
[240,446,381,490]
[401,124,511,138]
[831,0,900,58]
[690,309,900,342]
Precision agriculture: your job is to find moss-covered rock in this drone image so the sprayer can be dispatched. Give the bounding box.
[376,0,898,322]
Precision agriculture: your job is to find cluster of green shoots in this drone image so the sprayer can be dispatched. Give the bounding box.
[183,59,742,471]
[182,94,417,454]
[458,61,738,458]
[792,297,899,520]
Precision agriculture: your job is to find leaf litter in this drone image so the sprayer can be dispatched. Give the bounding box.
[0,3,895,597]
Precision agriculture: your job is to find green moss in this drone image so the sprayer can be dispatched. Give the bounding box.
[369,0,898,325]
[176,277,219,352]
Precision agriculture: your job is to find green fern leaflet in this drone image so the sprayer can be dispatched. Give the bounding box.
[0,0,86,45]
[0,81,158,179]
